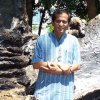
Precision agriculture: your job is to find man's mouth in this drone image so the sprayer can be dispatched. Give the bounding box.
[58,28,64,32]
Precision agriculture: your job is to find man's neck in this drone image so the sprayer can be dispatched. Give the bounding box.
[54,32,64,40]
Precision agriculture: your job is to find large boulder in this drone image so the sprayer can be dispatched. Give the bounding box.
[0,0,38,99]
[74,14,100,100]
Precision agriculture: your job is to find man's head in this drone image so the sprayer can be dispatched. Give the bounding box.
[52,9,70,38]
[52,9,70,23]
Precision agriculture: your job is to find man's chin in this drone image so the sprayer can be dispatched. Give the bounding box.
[59,30,65,33]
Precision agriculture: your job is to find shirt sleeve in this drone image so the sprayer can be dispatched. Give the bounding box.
[31,37,44,63]
[72,37,81,65]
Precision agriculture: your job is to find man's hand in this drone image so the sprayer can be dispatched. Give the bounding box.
[57,62,72,75]
[39,62,62,74]
[39,62,72,75]
[48,62,63,74]
[47,62,71,75]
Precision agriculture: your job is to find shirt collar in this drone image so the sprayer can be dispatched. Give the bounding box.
[49,32,67,44]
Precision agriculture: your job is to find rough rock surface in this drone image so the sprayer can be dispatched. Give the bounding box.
[0,0,38,99]
[74,14,100,100]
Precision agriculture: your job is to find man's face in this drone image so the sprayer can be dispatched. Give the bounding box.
[52,13,69,35]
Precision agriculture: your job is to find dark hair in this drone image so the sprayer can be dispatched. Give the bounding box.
[52,9,71,23]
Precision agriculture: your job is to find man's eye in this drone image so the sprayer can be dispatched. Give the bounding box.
[62,21,67,24]
[55,20,67,24]
[55,20,61,23]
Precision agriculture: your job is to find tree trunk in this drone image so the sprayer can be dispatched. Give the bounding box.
[38,9,46,36]
[26,0,33,29]
[86,0,97,19]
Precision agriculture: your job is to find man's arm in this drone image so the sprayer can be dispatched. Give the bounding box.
[70,64,80,72]
[66,36,81,74]
[32,62,64,74]
[32,61,79,75]
[55,62,80,75]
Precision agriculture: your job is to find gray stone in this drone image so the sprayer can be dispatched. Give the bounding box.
[74,14,100,99]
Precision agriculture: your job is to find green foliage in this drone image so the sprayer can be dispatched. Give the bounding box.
[48,24,54,32]
[33,0,99,35]
[32,24,39,30]
[38,0,86,18]
[37,0,99,20]
[39,0,56,9]
[64,0,80,12]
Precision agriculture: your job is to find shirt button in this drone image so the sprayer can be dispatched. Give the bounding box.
[57,56,62,61]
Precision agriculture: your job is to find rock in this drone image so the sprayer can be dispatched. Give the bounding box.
[68,17,87,38]
[6,47,23,54]
[74,14,100,99]
[0,68,25,78]
[0,50,22,57]
[0,0,38,99]
[0,87,26,100]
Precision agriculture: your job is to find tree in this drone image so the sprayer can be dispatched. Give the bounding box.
[28,0,99,35]
[32,0,80,35]
[26,0,33,27]
[96,0,100,14]
[86,0,97,19]
[33,0,57,35]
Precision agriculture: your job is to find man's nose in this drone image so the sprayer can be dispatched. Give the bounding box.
[59,21,63,26]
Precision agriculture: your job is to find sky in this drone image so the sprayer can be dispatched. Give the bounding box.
[33,11,41,24]
[32,10,51,24]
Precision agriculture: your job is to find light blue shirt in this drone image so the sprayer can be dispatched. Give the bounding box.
[32,32,81,100]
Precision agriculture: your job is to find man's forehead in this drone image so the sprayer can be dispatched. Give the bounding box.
[55,13,68,19]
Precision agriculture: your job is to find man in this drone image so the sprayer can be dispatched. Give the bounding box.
[31,9,81,100]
